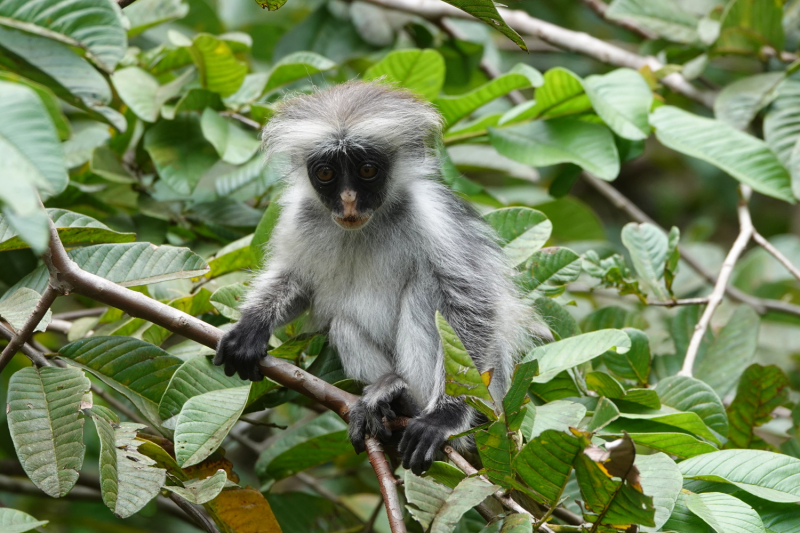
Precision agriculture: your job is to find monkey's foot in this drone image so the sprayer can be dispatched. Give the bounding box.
[348,398,396,454]
[398,415,449,475]
[212,318,269,382]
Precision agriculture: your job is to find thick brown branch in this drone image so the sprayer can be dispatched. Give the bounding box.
[0,285,58,373]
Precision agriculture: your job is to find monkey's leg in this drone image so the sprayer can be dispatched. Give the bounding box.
[348,373,419,454]
[398,396,472,475]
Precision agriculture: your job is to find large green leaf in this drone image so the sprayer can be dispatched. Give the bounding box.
[93,417,166,518]
[679,450,800,503]
[6,366,91,497]
[189,33,247,97]
[519,247,581,297]
[437,311,494,404]
[660,491,708,533]
[583,68,653,141]
[0,509,49,533]
[686,492,766,533]
[621,222,669,301]
[524,329,631,383]
[0,80,68,253]
[124,0,189,38]
[651,105,795,202]
[764,80,800,199]
[158,355,254,419]
[364,48,444,100]
[111,67,193,123]
[440,0,527,52]
[0,288,51,332]
[606,0,700,43]
[60,337,183,426]
[636,453,682,531]
[436,64,543,126]
[475,421,514,485]
[209,283,247,321]
[0,70,69,140]
[616,409,720,446]
[0,0,126,72]
[0,208,134,252]
[513,429,581,503]
[534,297,581,341]
[200,108,260,165]
[715,72,785,130]
[489,118,620,181]
[174,385,250,467]
[694,305,760,397]
[726,364,790,449]
[520,401,587,440]
[144,114,219,196]
[484,208,552,267]
[405,470,452,530]
[255,411,351,483]
[603,327,650,386]
[262,51,335,94]
[500,68,591,124]
[430,477,499,533]
[716,0,784,55]
[603,431,716,459]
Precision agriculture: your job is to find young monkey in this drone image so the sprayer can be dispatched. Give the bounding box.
[213,81,545,474]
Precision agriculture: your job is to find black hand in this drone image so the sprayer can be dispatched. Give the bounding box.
[212,314,270,382]
[397,415,448,475]
[348,398,395,454]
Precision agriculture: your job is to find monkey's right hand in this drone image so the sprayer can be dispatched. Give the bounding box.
[213,316,270,382]
[348,375,419,454]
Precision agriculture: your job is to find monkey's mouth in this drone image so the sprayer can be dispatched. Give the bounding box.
[332,213,371,229]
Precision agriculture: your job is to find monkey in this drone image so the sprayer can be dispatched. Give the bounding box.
[213,81,546,475]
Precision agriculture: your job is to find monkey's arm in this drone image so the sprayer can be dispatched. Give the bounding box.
[213,270,309,381]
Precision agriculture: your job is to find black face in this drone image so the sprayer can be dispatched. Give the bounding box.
[306,144,391,230]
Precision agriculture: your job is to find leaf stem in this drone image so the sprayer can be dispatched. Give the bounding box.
[0,285,58,374]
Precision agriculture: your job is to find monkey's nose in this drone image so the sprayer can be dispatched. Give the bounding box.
[340,190,357,204]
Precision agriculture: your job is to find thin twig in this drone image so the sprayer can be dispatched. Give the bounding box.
[360,0,715,107]
[581,172,800,318]
[0,285,59,374]
[646,298,710,307]
[579,0,657,39]
[0,323,50,367]
[220,111,262,130]
[680,187,754,377]
[167,492,221,533]
[752,231,800,283]
[52,308,106,321]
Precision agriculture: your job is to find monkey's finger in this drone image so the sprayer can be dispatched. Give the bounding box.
[223,361,237,377]
[212,349,225,366]
[408,440,431,475]
[248,365,262,382]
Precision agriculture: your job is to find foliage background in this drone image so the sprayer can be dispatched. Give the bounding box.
[1,0,800,532]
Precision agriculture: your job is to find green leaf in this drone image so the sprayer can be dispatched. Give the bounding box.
[694,305,760,397]
[680,450,800,503]
[0,70,69,140]
[0,0,126,72]
[586,372,625,398]
[425,461,467,489]
[405,470,452,530]
[0,80,68,253]
[500,514,531,533]
[603,328,650,386]
[263,51,335,94]
[0,208,134,252]
[437,312,494,404]
[636,453,683,531]
[534,297,581,340]
[715,72,785,130]
[716,0,784,55]
[764,80,800,199]
[255,411,350,482]
[604,432,717,459]
[111,67,193,123]
[519,247,581,297]
[521,401,587,441]
[430,476,500,533]
[210,283,247,321]
[484,208,552,267]
[514,429,581,504]
[583,68,653,141]
[586,397,620,432]
[92,417,166,518]
[144,115,219,196]
[686,492,766,533]
[499,68,590,124]
[189,34,247,96]
[60,337,183,427]
[439,0,528,52]
[436,64,543,126]
[475,421,514,485]
[124,0,189,37]
[726,364,790,449]
[200,108,261,165]
[7,366,91,497]
[158,355,253,420]
[489,118,620,181]
[364,48,444,100]
[503,360,538,430]
[0,509,49,533]
[664,226,680,295]
[3,288,51,333]
[617,410,721,446]
[606,0,700,43]
[651,105,795,202]
[621,222,670,300]
[524,329,631,383]
[174,385,250,467]
[163,469,227,504]
[661,491,708,533]
[253,0,287,10]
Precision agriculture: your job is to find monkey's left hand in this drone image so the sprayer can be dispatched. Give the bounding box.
[213,314,270,382]
[398,414,449,475]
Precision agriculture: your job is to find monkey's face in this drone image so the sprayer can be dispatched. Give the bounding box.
[306,145,390,230]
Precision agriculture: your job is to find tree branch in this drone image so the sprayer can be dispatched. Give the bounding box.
[0,285,58,373]
[366,438,407,533]
[360,0,715,107]
[752,231,800,284]
[647,298,710,307]
[0,323,50,367]
[168,492,220,533]
[679,187,754,377]
[579,0,657,40]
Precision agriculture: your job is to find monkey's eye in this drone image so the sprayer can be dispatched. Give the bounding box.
[358,163,378,180]
[316,167,335,182]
